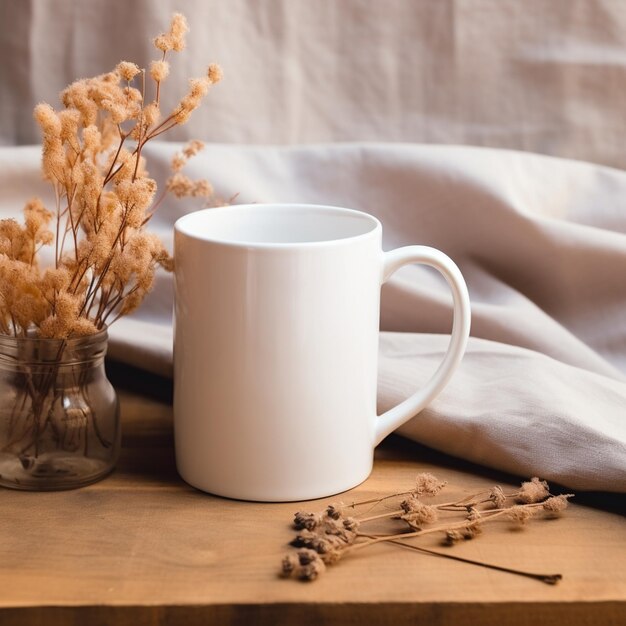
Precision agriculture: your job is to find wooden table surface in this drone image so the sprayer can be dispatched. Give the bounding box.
[0,364,624,626]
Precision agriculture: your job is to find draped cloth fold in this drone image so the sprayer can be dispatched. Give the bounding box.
[1,143,624,491]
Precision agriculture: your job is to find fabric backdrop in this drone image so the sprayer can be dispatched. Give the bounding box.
[1,142,625,493]
[3,0,626,168]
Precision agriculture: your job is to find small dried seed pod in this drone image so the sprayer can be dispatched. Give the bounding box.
[542,495,572,517]
[293,511,321,531]
[517,477,549,504]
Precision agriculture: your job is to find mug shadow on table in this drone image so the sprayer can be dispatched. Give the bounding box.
[107,359,181,489]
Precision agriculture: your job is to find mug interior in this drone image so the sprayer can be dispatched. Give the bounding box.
[175,204,379,246]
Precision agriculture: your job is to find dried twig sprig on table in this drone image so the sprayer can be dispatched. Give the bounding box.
[0,12,221,339]
[280,473,574,584]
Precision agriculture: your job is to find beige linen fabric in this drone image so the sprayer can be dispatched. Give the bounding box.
[3,0,626,167]
[0,142,624,492]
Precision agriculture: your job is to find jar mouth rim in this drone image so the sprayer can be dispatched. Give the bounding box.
[0,327,108,348]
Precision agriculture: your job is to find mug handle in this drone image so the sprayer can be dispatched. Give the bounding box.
[375,246,471,445]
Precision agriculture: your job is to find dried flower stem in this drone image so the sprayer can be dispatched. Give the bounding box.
[359,498,549,525]
[155,51,166,104]
[374,536,562,585]
[346,491,413,509]
[103,132,127,185]
[352,503,552,550]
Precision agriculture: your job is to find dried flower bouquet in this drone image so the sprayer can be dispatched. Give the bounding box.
[281,473,573,583]
[0,14,221,488]
[1,14,220,338]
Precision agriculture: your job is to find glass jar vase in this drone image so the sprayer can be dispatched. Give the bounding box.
[0,328,119,490]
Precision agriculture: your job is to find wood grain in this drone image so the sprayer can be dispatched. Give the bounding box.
[0,364,624,626]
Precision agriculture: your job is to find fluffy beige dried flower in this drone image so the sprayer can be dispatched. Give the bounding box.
[183,139,205,158]
[33,103,65,182]
[296,550,326,581]
[173,77,211,124]
[58,109,81,152]
[142,101,161,127]
[150,60,170,83]
[399,496,439,529]
[23,199,53,247]
[293,511,322,531]
[489,485,507,509]
[165,141,214,202]
[466,506,482,522]
[153,12,188,53]
[290,506,359,568]
[207,63,223,84]
[280,553,299,578]
[171,140,205,173]
[71,317,99,336]
[0,258,48,333]
[82,124,102,156]
[39,291,82,339]
[342,517,359,532]
[325,504,343,520]
[61,80,99,127]
[1,12,220,340]
[170,13,189,51]
[116,61,141,82]
[542,495,573,517]
[507,505,537,526]
[443,522,482,545]
[153,34,172,52]
[166,173,214,199]
[517,477,550,504]
[291,529,354,565]
[444,529,464,545]
[414,472,447,497]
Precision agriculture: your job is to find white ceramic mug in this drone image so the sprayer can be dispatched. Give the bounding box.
[174,204,470,501]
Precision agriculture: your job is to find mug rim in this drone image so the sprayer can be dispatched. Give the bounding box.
[174,203,382,249]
